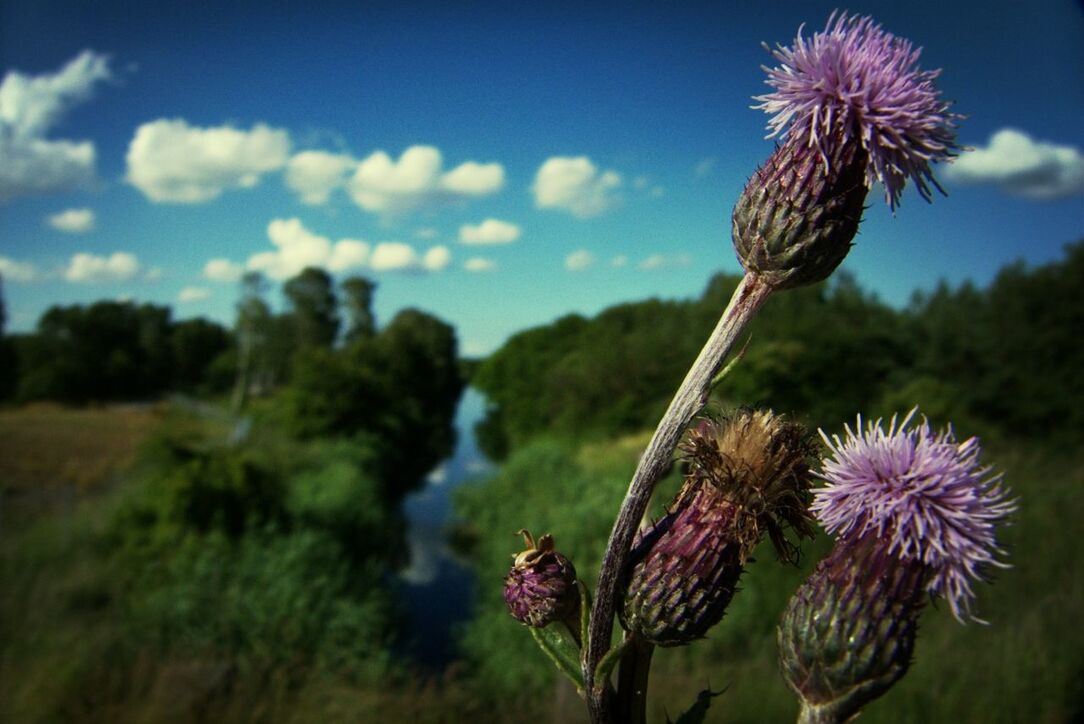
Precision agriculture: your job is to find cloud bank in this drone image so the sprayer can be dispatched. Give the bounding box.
[459,218,521,245]
[47,207,96,233]
[65,251,142,282]
[126,119,291,203]
[0,51,113,201]
[533,156,622,218]
[347,145,504,215]
[944,128,1084,200]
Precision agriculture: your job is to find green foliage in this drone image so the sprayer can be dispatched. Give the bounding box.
[284,266,341,350]
[171,317,232,393]
[15,301,174,402]
[285,308,464,496]
[475,241,1084,449]
[342,276,378,343]
[455,433,1084,722]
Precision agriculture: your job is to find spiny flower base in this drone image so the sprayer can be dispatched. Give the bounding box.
[732,131,868,290]
[778,533,927,721]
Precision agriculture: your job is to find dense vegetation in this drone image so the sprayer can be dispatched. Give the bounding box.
[474,239,1084,456]
[0,270,465,722]
[1,241,1082,722]
[458,239,1084,722]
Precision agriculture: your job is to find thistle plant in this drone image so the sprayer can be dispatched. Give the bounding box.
[778,412,1016,723]
[502,12,974,724]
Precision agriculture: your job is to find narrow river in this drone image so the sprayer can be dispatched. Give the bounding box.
[395,387,493,669]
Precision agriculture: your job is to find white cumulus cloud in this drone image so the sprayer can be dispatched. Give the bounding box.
[464,257,497,273]
[178,286,211,303]
[422,245,452,271]
[459,218,521,245]
[533,156,622,218]
[347,145,504,215]
[944,128,1084,200]
[47,207,96,233]
[610,255,629,268]
[239,218,448,278]
[370,242,420,272]
[126,119,291,203]
[285,150,355,205]
[328,239,370,271]
[638,253,691,271]
[440,160,505,195]
[203,258,245,283]
[246,217,370,280]
[64,251,141,282]
[565,249,595,272]
[0,50,113,201]
[0,256,39,282]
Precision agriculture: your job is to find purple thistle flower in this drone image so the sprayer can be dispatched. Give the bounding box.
[813,409,1016,622]
[755,11,962,209]
[504,530,579,628]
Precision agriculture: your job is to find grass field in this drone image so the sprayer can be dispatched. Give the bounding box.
[0,404,166,526]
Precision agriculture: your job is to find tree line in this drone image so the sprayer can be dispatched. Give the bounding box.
[473,239,1084,457]
[0,268,463,491]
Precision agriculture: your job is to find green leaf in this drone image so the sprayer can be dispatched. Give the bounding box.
[529,623,584,692]
[578,581,591,649]
[593,639,628,688]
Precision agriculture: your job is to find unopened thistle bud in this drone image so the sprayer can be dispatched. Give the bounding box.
[734,12,962,290]
[504,530,579,628]
[621,410,816,646]
[779,411,1015,722]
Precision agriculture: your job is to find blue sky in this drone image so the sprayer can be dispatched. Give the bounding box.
[2,0,1082,356]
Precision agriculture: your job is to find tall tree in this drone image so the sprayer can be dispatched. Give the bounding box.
[171,318,231,392]
[284,267,340,350]
[341,276,377,343]
[0,273,13,401]
[232,272,272,412]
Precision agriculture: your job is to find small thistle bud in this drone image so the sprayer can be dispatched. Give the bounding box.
[779,411,1015,721]
[621,410,816,647]
[504,530,579,628]
[734,12,962,290]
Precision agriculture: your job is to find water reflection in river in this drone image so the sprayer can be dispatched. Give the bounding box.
[396,388,493,668]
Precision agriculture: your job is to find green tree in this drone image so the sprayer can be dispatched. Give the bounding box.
[232,272,272,412]
[284,267,340,350]
[14,301,172,402]
[341,276,377,344]
[0,273,15,401]
[170,317,231,392]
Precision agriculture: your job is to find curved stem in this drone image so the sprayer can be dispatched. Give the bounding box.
[583,272,775,723]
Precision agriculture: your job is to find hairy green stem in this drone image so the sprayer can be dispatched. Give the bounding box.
[583,272,776,723]
[616,634,655,724]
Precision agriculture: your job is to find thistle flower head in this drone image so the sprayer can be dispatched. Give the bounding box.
[681,409,818,561]
[503,529,579,628]
[620,410,816,646]
[755,11,962,209]
[813,410,1016,621]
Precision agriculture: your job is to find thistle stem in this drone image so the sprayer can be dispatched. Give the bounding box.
[616,634,654,724]
[583,272,775,723]
[797,702,848,724]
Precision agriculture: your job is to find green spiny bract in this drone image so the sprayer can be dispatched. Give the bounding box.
[732,131,868,290]
[778,532,927,721]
